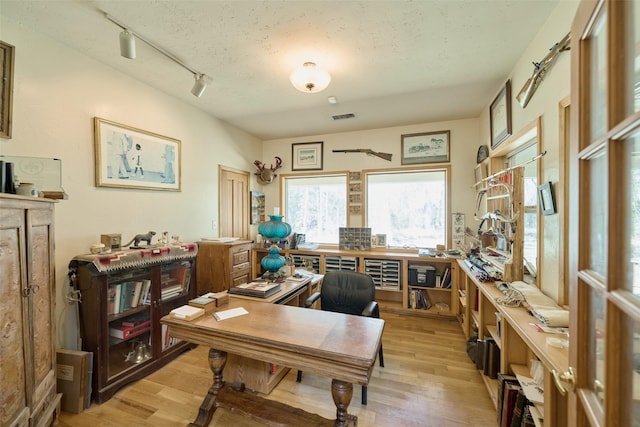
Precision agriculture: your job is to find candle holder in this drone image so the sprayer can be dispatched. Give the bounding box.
[258,215,292,279]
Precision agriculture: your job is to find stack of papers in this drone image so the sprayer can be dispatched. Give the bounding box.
[170,305,205,321]
[213,307,249,321]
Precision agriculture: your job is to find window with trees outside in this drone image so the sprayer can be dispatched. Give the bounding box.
[366,167,449,248]
[283,173,347,245]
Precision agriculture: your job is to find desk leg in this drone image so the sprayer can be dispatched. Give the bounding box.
[331,380,357,427]
[189,348,227,427]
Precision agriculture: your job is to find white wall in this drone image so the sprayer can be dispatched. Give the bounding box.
[478,0,578,300]
[261,119,480,238]
[0,19,262,350]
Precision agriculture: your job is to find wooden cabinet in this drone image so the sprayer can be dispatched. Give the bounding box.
[457,259,568,426]
[405,258,457,316]
[70,245,198,403]
[196,240,252,294]
[253,248,458,316]
[0,195,61,427]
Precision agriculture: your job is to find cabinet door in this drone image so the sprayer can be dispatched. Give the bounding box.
[27,207,56,411]
[0,207,29,426]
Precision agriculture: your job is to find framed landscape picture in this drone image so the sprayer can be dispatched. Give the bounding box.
[401,130,450,164]
[0,41,15,139]
[292,141,323,171]
[94,117,181,191]
[250,191,265,224]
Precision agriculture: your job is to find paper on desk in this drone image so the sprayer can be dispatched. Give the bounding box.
[213,307,248,321]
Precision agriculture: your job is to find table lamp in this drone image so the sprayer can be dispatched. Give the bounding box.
[258,214,292,279]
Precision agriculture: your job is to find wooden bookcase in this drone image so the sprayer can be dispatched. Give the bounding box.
[457,259,568,426]
[70,245,198,403]
[252,248,459,317]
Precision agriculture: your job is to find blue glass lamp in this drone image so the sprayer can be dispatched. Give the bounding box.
[258,215,292,278]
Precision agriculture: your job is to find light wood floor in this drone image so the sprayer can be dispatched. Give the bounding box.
[58,312,496,426]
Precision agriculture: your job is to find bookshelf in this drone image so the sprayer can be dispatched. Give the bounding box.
[457,259,569,426]
[70,245,198,403]
[253,248,459,317]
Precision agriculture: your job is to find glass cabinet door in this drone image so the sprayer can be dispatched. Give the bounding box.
[106,267,153,380]
[159,260,193,352]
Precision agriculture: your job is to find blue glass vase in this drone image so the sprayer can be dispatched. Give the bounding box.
[261,244,286,273]
[258,215,292,241]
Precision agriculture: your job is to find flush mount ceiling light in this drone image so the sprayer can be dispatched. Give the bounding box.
[105,12,210,98]
[290,62,331,93]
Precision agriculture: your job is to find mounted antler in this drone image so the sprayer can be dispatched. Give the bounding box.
[254,156,283,184]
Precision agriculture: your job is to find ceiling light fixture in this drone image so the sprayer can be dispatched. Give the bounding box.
[104,12,210,98]
[290,62,331,93]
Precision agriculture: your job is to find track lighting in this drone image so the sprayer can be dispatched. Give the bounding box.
[104,12,210,98]
[191,74,208,98]
[119,30,136,59]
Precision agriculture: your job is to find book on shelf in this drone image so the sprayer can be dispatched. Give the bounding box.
[500,382,522,427]
[109,319,151,340]
[121,313,150,327]
[170,305,205,321]
[228,281,281,298]
[496,373,518,425]
[510,389,530,427]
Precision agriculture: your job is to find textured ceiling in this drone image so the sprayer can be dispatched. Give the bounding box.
[1,0,560,140]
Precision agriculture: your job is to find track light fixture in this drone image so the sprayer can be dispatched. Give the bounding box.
[119,30,136,59]
[104,12,210,98]
[191,74,209,97]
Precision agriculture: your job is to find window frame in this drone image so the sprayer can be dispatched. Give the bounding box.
[363,165,452,249]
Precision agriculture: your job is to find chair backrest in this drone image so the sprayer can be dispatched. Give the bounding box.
[320,271,376,316]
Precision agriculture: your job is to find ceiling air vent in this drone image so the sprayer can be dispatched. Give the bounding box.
[332,113,355,120]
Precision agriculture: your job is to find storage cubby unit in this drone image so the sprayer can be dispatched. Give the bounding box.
[405,259,456,315]
[363,258,400,290]
[69,245,198,403]
[325,255,358,271]
[291,253,321,272]
[252,248,458,316]
[457,259,569,426]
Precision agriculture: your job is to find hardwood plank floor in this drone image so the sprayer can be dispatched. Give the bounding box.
[58,312,496,426]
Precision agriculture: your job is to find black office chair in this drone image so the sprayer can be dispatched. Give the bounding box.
[296,270,384,405]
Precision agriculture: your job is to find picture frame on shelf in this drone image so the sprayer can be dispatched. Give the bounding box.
[0,41,15,139]
[490,80,512,149]
[250,191,265,224]
[401,130,450,164]
[292,141,323,171]
[94,117,181,191]
[538,181,556,215]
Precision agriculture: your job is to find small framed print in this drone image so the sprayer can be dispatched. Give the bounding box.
[250,191,265,224]
[538,182,556,215]
[401,130,450,164]
[292,141,323,171]
[490,80,512,149]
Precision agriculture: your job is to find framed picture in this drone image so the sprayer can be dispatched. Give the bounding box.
[1,41,15,139]
[490,80,512,149]
[401,130,450,164]
[292,141,323,171]
[94,117,181,191]
[538,181,556,215]
[250,191,265,224]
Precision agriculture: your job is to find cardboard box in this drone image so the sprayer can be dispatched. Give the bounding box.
[56,349,91,413]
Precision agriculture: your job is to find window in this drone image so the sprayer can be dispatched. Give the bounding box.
[283,174,347,244]
[507,142,538,268]
[366,167,449,248]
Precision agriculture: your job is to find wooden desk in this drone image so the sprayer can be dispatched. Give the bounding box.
[161,298,384,427]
